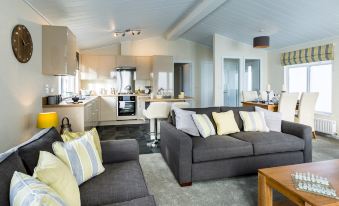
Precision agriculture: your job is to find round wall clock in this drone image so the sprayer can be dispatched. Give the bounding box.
[11,24,33,63]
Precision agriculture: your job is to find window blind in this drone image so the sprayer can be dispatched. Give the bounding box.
[280,44,334,66]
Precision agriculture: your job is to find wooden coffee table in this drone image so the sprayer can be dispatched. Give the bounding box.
[258,160,339,206]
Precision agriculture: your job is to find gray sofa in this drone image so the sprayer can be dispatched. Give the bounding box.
[161,106,312,186]
[0,127,156,206]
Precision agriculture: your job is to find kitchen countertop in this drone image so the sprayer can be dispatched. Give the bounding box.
[42,96,100,108]
[42,94,151,108]
[144,96,193,102]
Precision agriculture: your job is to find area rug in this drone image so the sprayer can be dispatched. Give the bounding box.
[139,136,339,206]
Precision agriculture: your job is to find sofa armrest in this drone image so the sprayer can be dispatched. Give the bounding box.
[101,139,139,164]
[281,120,312,162]
[160,121,193,186]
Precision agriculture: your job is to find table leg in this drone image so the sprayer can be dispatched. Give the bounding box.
[258,173,273,206]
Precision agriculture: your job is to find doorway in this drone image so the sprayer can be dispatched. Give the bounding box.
[222,58,261,107]
[223,58,240,106]
[174,63,192,97]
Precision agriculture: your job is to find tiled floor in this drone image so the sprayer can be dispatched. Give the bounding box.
[96,123,160,154]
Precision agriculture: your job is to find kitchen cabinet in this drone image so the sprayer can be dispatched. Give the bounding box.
[42,25,77,75]
[84,97,100,130]
[136,96,148,119]
[100,96,117,121]
[136,56,152,80]
[80,55,116,80]
[43,97,100,132]
[152,55,174,93]
[116,56,136,67]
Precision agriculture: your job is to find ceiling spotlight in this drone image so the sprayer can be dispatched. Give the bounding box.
[113,29,141,38]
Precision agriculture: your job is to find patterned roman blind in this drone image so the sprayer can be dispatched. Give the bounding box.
[280,44,334,66]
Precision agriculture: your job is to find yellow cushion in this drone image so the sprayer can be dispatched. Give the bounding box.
[10,171,66,206]
[53,133,105,185]
[61,128,103,162]
[212,111,240,135]
[33,151,81,206]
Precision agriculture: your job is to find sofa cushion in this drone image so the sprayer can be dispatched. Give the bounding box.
[192,135,253,163]
[18,127,62,175]
[0,151,26,206]
[80,160,149,206]
[230,131,305,155]
[220,106,255,130]
[104,196,156,206]
[184,107,221,130]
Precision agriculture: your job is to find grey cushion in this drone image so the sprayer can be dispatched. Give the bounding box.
[192,135,253,163]
[104,196,156,206]
[184,107,221,130]
[0,151,26,206]
[18,127,62,175]
[255,106,282,132]
[173,107,199,136]
[220,106,255,130]
[230,131,305,155]
[80,160,149,206]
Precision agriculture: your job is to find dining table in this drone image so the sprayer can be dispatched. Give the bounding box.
[242,101,299,112]
[242,101,279,112]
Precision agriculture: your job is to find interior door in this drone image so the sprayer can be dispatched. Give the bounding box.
[244,59,260,92]
[223,58,240,106]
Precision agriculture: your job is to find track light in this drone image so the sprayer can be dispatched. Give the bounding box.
[112,29,141,38]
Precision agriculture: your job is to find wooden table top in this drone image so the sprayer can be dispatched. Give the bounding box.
[242,101,278,106]
[259,160,339,206]
[144,96,193,102]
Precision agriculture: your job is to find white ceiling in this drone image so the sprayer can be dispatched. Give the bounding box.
[25,0,339,50]
[25,0,197,49]
[182,0,339,49]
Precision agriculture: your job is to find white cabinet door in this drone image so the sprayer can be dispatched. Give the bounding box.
[100,97,117,121]
[136,56,152,80]
[136,96,147,119]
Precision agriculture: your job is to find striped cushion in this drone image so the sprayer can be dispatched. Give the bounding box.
[192,114,216,138]
[61,128,103,162]
[10,171,66,206]
[239,111,269,132]
[52,133,105,185]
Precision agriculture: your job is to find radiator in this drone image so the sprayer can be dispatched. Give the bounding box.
[315,118,337,135]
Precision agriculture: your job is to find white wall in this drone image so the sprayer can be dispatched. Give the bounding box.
[120,36,213,107]
[80,44,121,55]
[0,0,55,152]
[213,33,269,106]
[267,37,339,133]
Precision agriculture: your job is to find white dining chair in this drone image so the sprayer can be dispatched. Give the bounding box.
[143,102,170,147]
[278,92,299,122]
[295,92,319,139]
[242,91,258,102]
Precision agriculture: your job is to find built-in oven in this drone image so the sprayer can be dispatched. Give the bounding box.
[117,96,136,120]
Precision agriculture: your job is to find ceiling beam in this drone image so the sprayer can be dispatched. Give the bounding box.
[165,0,227,40]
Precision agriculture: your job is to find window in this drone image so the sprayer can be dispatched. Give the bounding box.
[58,76,75,98]
[284,61,332,114]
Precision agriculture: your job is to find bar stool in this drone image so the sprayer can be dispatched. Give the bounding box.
[143,102,170,147]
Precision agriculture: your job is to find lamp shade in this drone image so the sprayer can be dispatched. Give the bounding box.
[37,112,59,128]
[253,36,270,48]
